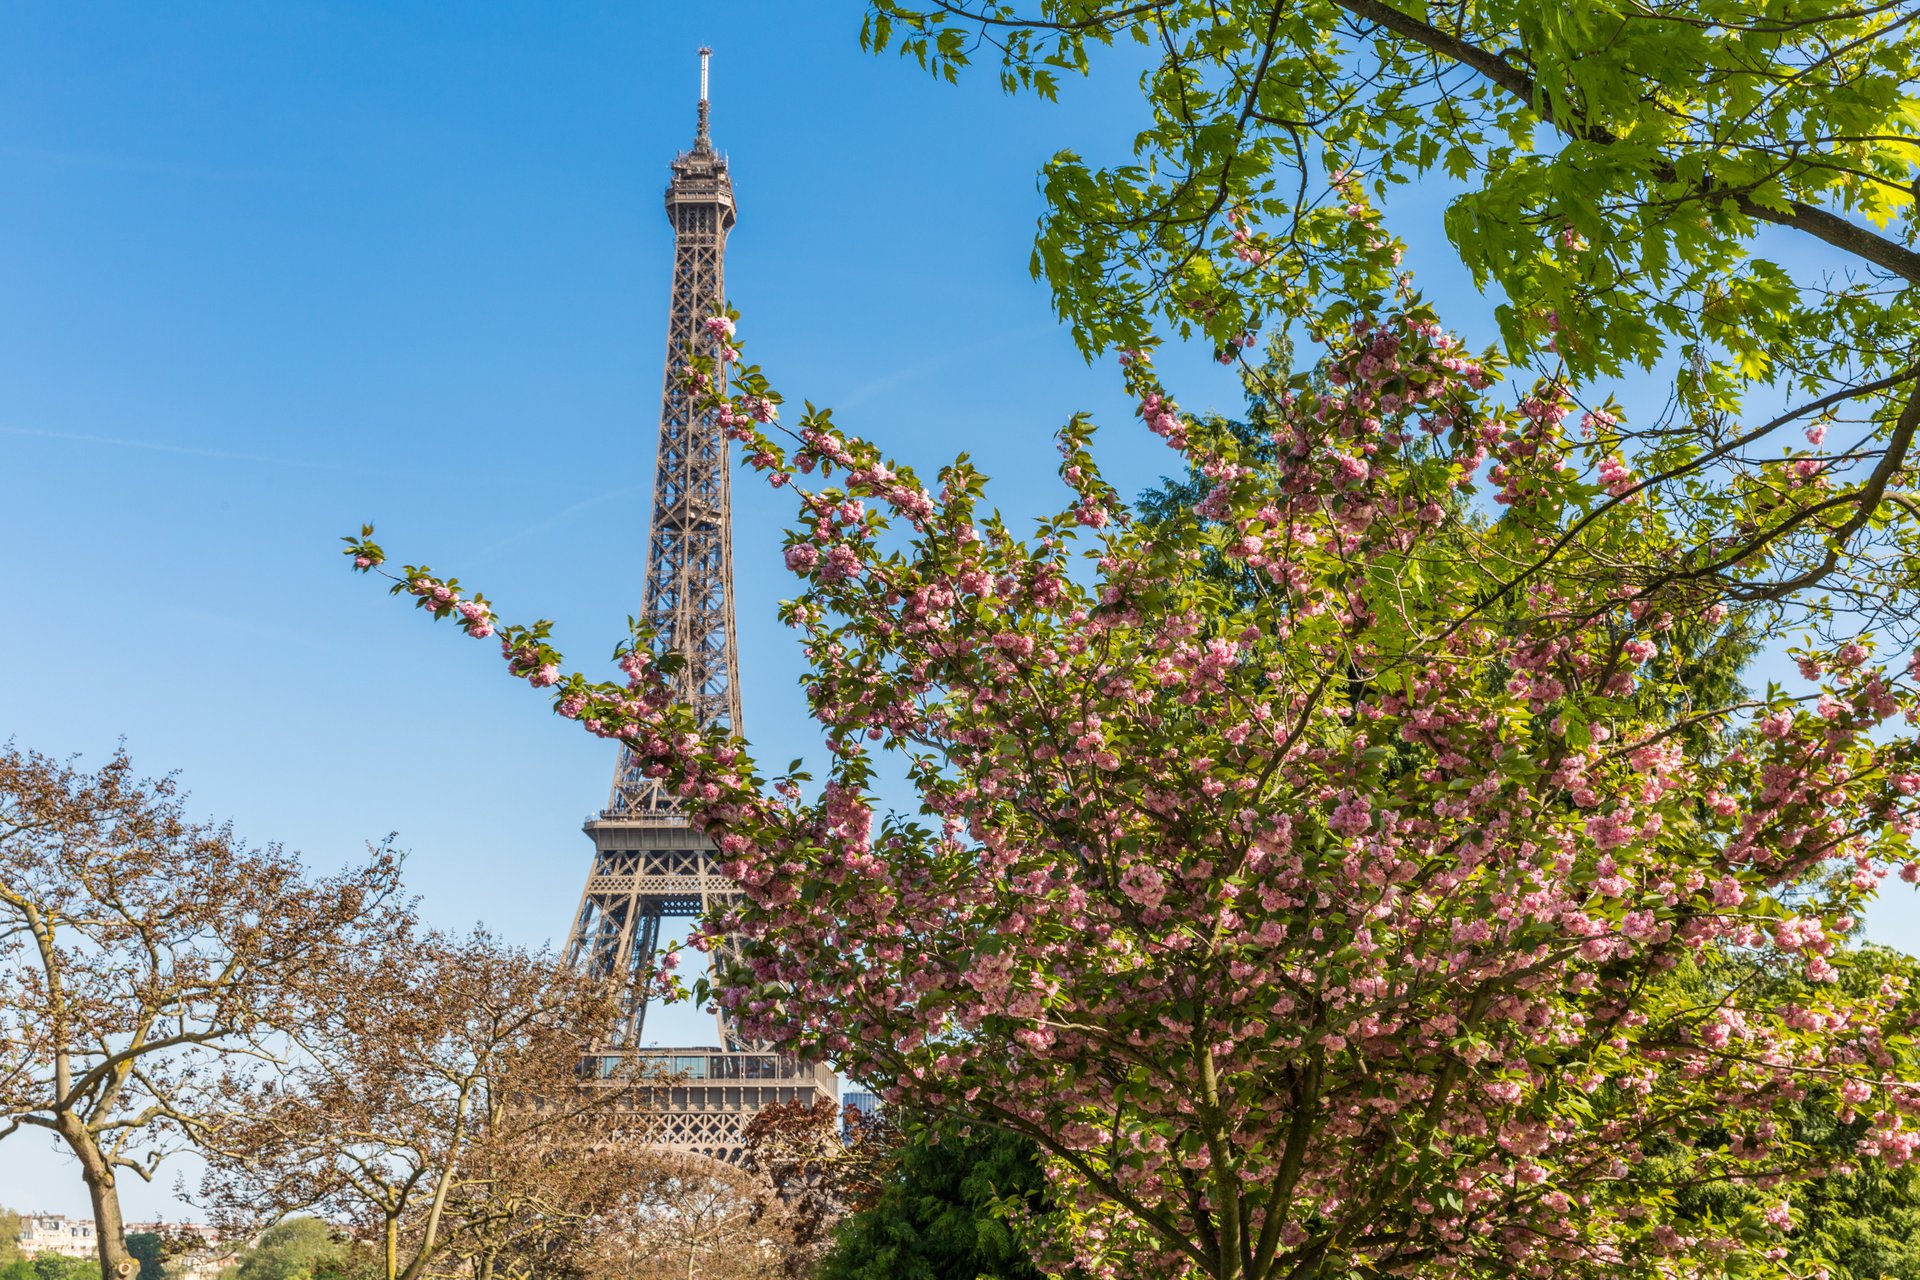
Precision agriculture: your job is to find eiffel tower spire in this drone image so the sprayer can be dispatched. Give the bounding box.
[562,50,836,1159]
[608,44,740,821]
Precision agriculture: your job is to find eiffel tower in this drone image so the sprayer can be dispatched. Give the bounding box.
[564,48,837,1159]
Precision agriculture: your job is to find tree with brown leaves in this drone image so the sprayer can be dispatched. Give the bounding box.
[0,744,408,1280]
[438,1111,680,1280]
[602,1150,781,1280]
[197,929,651,1280]
[739,1100,896,1280]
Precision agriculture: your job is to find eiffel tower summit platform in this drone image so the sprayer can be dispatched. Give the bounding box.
[560,48,837,1160]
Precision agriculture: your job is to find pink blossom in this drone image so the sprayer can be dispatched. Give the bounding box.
[1327,795,1373,837]
[1597,456,1634,497]
[1120,862,1166,909]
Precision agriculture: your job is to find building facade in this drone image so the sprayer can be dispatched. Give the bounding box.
[16,1213,96,1259]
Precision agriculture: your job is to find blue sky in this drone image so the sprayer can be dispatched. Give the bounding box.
[1,3,1913,1221]
[0,2,1247,1217]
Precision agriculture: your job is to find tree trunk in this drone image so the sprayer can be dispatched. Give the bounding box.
[59,1119,136,1280]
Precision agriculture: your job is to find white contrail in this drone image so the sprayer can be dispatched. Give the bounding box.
[1,423,354,472]
[479,484,651,553]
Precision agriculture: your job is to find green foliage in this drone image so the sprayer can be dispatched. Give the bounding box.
[821,1117,1058,1280]
[27,1256,96,1280]
[0,1212,19,1268]
[233,1219,343,1280]
[864,1,1919,389]
[864,1,1920,638]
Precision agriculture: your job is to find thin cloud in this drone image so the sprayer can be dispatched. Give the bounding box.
[830,321,1056,411]
[0,142,284,182]
[1,423,354,472]
[479,484,651,553]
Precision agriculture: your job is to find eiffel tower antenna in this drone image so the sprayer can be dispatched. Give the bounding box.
[562,48,837,1159]
[696,46,712,148]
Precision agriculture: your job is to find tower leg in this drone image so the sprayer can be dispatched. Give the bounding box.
[622,902,664,1047]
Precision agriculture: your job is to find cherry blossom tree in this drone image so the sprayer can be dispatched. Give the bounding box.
[344,298,1920,1279]
[1655,943,1920,1280]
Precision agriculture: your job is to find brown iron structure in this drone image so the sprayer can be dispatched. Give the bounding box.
[563,49,837,1159]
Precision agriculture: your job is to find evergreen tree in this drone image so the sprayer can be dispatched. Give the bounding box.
[123,1234,162,1280]
[821,1119,1055,1280]
[1659,945,1920,1280]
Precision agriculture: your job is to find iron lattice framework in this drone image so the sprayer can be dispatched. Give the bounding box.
[563,50,836,1161]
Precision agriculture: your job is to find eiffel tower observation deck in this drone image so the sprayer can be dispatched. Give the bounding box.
[562,49,837,1160]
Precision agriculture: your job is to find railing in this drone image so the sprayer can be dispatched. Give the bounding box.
[585,811,701,827]
[588,1048,814,1083]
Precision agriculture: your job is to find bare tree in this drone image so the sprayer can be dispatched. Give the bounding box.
[199,929,650,1280]
[602,1151,784,1280]
[0,744,408,1280]
[439,1113,680,1280]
